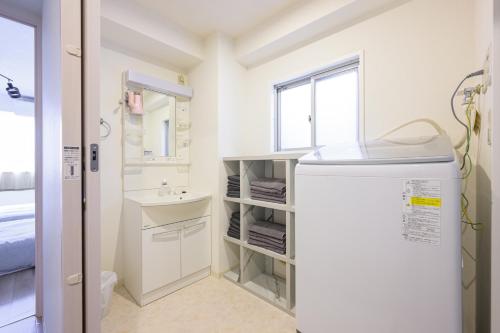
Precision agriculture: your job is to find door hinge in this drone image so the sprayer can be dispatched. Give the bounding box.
[65,44,81,57]
[66,273,83,286]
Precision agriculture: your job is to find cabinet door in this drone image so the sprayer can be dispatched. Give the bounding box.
[142,224,181,294]
[181,217,211,277]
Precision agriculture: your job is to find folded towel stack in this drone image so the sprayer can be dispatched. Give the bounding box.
[227,211,240,239]
[227,175,240,198]
[248,221,286,254]
[250,178,286,204]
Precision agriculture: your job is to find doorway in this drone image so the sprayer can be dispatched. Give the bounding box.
[0,14,37,328]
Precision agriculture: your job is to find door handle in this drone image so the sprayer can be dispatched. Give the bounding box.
[152,230,180,240]
[183,221,206,234]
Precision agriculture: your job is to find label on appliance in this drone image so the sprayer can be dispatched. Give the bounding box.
[402,179,441,245]
[63,146,80,181]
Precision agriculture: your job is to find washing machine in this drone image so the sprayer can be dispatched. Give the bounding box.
[295,136,461,333]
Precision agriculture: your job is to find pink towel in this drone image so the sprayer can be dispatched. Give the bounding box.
[133,94,143,114]
[127,91,143,115]
[127,91,135,108]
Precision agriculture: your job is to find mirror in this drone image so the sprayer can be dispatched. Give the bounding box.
[142,89,176,158]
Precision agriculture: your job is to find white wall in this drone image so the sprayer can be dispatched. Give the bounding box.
[235,0,477,155]
[188,35,220,274]
[100,47,189,279]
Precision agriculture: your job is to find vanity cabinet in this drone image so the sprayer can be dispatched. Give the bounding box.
[181,217,211,277]
[123,194,211,306]
[142,224,182,294]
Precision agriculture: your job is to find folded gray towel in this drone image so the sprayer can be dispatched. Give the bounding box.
[250,185,285,195]
[251,193,286,204]
[249,231,285,241]
[228,175,240,182]
[248,239,285,254]
[249,234,285,247]
[250,178,285,191]
[251,189,286,198]
[227,225,240,232]
[249,221,286,239]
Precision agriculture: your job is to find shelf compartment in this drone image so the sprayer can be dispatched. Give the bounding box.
[240,248,287,310]
[243,272,287,310]
[241,204,288,262]
[241,160,287,204]
[224,160,240,199]
[222,235,240,284]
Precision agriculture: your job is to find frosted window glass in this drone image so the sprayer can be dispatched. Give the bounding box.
[279,83,311,150]
[315,69,358,146]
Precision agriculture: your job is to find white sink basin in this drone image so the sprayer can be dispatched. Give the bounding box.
[125,192,210,207]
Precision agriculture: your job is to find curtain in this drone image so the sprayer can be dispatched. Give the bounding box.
[0,171,35,191]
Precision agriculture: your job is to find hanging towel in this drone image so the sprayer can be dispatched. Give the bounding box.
[128,91,143,115]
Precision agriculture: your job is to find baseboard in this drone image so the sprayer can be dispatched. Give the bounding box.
[139,267,211,306]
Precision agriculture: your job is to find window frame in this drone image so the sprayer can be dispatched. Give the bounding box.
[274,55,362,152]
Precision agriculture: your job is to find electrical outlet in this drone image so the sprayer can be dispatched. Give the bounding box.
[482,48,492,94]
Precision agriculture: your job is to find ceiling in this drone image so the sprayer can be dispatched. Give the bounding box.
[1,0,42,17]
[125,0,305,37]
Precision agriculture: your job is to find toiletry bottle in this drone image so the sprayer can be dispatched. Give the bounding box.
[159,179,171,196]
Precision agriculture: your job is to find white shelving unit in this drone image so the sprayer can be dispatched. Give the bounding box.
[221,153,305,315]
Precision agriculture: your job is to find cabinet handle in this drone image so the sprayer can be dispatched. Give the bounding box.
[183,221,206,234]
[152,230,180,240]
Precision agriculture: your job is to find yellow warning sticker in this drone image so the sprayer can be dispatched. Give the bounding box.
[410,197,441,207]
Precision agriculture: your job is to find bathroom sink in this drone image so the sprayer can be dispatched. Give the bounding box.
[125,192,210,207]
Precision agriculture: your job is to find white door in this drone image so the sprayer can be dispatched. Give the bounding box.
[142,225,182,294]
[181,217,211,277]
[42,0,83,332]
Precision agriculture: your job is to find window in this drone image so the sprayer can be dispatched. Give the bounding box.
[0,110,35,173]
[275,57,360,151]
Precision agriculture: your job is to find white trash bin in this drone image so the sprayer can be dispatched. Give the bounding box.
[101,271,117,319]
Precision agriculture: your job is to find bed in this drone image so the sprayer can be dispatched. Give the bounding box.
[0,203,35,276]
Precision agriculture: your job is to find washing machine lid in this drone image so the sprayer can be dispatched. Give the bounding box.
[299,135,455,165]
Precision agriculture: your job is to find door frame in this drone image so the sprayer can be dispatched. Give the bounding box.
[492,0,500,330]
[82,0,101,332]
[0,5,43,318]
